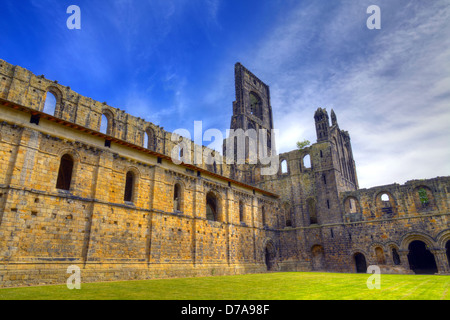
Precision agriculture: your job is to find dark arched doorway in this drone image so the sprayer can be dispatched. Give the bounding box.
[264,242,276,271]
[407,240,438,274]
[354,253,367,273]
[311,245,325,271]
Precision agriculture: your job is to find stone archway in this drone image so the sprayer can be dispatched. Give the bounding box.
[354,253,367,273]
[264,241,276,271]
[407,240,438,274]
[311,245,326,271]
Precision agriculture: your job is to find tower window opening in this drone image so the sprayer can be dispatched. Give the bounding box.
[43,91,57,115]
[124,171,135,202]
[56,154,74,191]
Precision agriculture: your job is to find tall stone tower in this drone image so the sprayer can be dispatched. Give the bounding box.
[231,63,274,152]
[312,107,359,224]
[225,63,275,183]
[314,107,330,142]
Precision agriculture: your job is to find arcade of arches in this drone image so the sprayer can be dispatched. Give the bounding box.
[352,237,450,275]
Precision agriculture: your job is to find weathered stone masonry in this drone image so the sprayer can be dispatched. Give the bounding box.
[0,59,449,287]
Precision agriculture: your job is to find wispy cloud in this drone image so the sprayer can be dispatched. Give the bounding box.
[2,1,448,189]
[246,0,450,188]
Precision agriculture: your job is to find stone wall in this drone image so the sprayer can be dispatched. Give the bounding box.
[0,88,278,287]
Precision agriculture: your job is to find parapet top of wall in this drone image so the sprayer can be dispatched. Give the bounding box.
[0,58,222,163]
[404,176,450,187]
[341,176,450,213]
[352,176,450,194]
[0,59,165,140]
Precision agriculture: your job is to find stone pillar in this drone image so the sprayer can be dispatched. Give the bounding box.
[432,249,450,275]
[192,177,202,266]
[398,249,411,272]
[224,187,231,266]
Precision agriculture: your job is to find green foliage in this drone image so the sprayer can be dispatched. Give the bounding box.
[296,139,311,150]
[418,188,429,204]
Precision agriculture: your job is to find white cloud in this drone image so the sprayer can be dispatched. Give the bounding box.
[248,0,450,188]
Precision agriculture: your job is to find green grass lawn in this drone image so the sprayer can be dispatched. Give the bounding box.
[0,272,449,300]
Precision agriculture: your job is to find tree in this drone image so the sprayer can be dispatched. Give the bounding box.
[418,188,429,205]
[297,139,311,150]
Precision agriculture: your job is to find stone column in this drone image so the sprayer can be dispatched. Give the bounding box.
[432,249,450,275]
[398,249,411,272]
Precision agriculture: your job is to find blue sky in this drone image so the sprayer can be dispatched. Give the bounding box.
[1,0,449,188]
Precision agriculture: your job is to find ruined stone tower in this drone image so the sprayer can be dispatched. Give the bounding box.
[230,63,274,144]
[225,63,275,183]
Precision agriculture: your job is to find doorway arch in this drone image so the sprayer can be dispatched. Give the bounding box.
[354,253,367,273]
[264,241,276,271]
[311,245,325,271]
[407,240,438,274]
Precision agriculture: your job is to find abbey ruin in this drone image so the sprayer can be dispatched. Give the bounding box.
[0,59,449,287]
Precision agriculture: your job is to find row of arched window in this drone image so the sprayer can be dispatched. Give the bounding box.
[99,112,157,150]
[55,153,138,202]
[280,155,311,175]
[344,186,437,221]
[55,154,269,224]
[42,91,157,151]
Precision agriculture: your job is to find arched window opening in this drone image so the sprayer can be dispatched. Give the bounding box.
[307,198,318,225]
[303,154,311,169]
[206,192,219,221]
[124,171,135,202]
[43,91,57,115]
[145,128,155,151]
[174,183,182,212]
[344,196,362,222]
[285,212,292,227]
[418,188,429,205]
[375,247,386,265]
[143,132,149,149]
[281,160,288,174]
[415,186,434,210]
[100,114,109,135]
[100,110,114,135]
[376,192,396,216]
[249,92,262,119]
[56,154,74,191]
[261,205,266,226]
[239,200,244,223]
[344,197,360,214]
[283,203,292,227]
[392,248,401,265]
